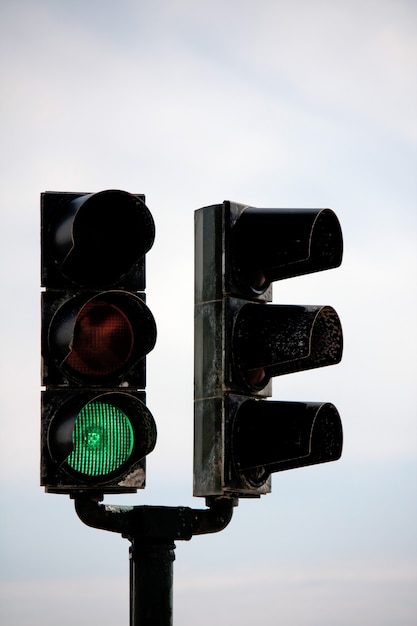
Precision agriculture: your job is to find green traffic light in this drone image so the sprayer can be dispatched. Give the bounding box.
[67,401,134,477]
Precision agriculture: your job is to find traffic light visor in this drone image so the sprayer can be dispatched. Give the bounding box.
[47,393,157,483]
[49,190,155,287]
[231,207,343,293]
[46,291,156,385]
[233,400,343,478]
[233,304,343,391]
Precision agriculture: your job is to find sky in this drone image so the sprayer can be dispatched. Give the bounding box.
[0,0,416,624]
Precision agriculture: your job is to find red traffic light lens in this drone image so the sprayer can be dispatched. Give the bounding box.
[64,300,134,378]
[46,291,157,385]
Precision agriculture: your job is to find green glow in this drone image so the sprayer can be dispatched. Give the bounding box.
[67,401,134,477]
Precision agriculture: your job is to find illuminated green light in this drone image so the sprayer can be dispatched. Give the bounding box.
[67,401,134,477]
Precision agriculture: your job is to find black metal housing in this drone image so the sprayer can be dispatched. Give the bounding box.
[194,201,344,498]
[41,190,157,494]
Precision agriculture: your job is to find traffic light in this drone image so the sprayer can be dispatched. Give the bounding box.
[41,190,157,494]
[194,202,343,499]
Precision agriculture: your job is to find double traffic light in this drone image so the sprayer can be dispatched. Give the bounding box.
[194,202,343,498]
[41,190,157,494]
[41,194,343,500]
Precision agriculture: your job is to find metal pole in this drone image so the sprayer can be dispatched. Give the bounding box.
[130,539,175,626]
[74,496,235,625]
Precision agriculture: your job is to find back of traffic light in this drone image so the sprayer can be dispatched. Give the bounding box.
[194,202,343,499]
[41,190,157,495]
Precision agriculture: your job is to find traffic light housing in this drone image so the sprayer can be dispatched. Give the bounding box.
[41,190,157,494]
[194,202,343,499]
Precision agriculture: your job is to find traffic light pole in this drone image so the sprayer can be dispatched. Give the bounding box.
[74,496,235,626]
[129,539,175,625]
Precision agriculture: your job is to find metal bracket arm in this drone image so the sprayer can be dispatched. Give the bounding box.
[74,495,236,541]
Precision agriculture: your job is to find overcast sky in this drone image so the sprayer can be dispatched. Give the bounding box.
[1,1,416,624]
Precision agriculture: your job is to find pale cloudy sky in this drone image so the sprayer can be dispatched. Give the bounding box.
[0,1,416,625]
